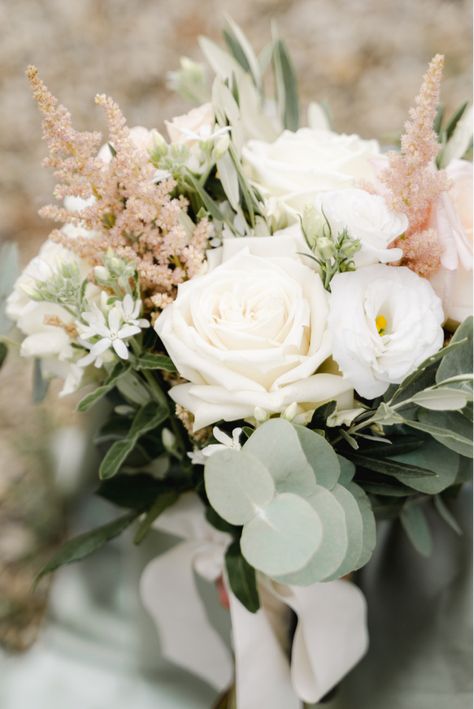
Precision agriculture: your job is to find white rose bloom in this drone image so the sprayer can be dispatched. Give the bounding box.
[155,247,352,430]
[328,264,444,399]
[429,159,473,324]
[318,188,407,266]
[165,103,216,146]
[242,128,380,226]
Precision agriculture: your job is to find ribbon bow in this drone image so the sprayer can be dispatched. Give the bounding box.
[140,494,368,709]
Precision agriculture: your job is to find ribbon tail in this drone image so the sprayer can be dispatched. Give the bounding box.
[228,582,301,709]
[140,541,233,692]
[282,579,369,704]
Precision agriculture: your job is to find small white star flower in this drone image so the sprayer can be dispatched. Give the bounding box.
[77,295,149,368]
[188,426,243,465]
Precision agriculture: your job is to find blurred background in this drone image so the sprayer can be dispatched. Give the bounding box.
[0,1,472,707]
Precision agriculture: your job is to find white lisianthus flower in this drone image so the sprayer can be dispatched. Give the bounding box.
[6,240,91,395]
[242,128,380,226]
[155,248,352,430]
[318,188,407,266]
[430,159,473,324]
[328,265,444,399]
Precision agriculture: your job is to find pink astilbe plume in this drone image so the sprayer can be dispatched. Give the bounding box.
[26,67,210,314]
[380,54,449,277]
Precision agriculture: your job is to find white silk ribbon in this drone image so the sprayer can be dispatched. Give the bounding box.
[140,493,369,709]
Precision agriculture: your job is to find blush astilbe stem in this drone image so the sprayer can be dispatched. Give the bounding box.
[26,67,210,315]
[380,54,449,277]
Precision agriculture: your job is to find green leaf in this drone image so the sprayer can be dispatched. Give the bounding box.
[436,317,473,384]
[205,449,275,525]
[216,152,240,210]
[387,437,459,494]
[225,540,260,613]
[135,353,177,372]
[134,491,179,544]
[187,172,233,227]
[206,506,240,535]
[97,473,173,510]
[310,400,337,429]
[0,341,7,369]
[77,362,130,412]
[272,37,299,131]
[410,386,471,411]
[408,410,473,458]
[434,495,463,535]
[389,336,468,406]
[401,503,432,557]
[445,101,469,141]
[241,492,322,577]
[99,403,168,479]
[349,452,437,481]
[222,16,260,88]
[36,512,138,583]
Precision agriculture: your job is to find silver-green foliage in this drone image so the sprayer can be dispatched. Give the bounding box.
[205,418,376,584]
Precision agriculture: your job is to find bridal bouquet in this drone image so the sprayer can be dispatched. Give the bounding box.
[3,18,472,708]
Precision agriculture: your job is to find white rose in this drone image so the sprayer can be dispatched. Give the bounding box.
[430,159,473,324]
[318,188,407,266]
[242,128,381,226]
[165,103,215,146]
[328,264,444,399]
[155,246,352,430]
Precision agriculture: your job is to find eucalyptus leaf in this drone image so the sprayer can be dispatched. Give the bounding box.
[243,418,317,497]
[277,486,348,584]
[324,483,364,579]
[225,540,260,613]
[346,481,377,569]
[205,449,275,525]
[36,512,138,583]
[241,492,322,576]
[401,503,432,557]
[294,423,341,489]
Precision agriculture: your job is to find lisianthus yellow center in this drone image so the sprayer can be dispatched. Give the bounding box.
[375,314,387,335]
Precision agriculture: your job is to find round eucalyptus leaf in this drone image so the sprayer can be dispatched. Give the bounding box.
[294,424,341,489]
[244,419,316,496]
[347,481,377,570]
[324,483,364,580]
[337,455,356,485]
[204,449,275,525]
[240,493,322,576]
[276,485,348,585]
